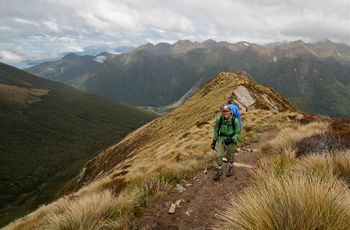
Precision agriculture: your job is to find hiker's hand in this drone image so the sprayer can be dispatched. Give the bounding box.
[224,137,232,145]
[211,140,216,150]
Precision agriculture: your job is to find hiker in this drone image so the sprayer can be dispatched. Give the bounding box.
[211,105,241,180]
[227,95,242,128]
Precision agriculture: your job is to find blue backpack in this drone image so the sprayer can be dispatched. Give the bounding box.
[228,103,242,129]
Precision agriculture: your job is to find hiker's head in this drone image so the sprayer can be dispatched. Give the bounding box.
[221,105,231,119]
[226,95,233,104]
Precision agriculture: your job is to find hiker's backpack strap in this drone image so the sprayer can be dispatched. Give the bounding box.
[228,116,237,137]
[218,116,236,138]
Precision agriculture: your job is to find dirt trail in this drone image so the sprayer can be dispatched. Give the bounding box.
[135,131,275,230]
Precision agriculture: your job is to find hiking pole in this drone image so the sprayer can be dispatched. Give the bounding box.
[206,148,217,170]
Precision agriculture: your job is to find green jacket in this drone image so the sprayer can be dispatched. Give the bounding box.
[213,115,241,143]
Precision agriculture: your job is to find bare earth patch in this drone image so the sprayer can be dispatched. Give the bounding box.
[0,83,49,106]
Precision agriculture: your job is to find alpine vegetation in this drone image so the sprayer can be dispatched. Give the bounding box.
[216,120,350,229]
[215,173,350,230]
[4,72,298,229]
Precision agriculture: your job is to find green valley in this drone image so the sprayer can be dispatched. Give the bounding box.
[0,62,156,226]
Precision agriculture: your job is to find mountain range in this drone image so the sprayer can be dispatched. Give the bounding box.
[0,62,156,226]
[26,39,350,117]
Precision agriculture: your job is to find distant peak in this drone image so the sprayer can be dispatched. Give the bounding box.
[155,42,171,47]
[63,53,80,59]
[292,40,308,45]
[202,39,217,44]
[138,42,154,48]
[323,38,333,43]
[314,39,336,45]
[96,52,113,57]
[174,39,193,45]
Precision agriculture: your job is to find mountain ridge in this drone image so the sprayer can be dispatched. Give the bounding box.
[4,71,302,229]
[25,40,350,117]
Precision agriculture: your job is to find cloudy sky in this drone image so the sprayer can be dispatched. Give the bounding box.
[1,0,349,67]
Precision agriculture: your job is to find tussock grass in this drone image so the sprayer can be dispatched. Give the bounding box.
[253,150,296,180]
[239,110,297,146]
[262,122,328,155]
[5,158,208,230]
[44,191,125,230]
[132,172,176,198]
[332,150,350,183]
[295,154,334,181]
[6,189,142,230]
[216,173,350,230]
[6,176,172,230]
[254,148,350,187]
[4,203,52,230]
[217,126,350,230]
[296,150,350,184]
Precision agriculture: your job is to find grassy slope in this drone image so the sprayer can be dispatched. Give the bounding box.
[4,72,299,229]
[0,62,157,226]
[216,120,350,229]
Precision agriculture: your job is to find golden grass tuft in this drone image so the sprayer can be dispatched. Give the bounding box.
[7,175,173,230]
[332,150,350,183]
[239,110,297,146]
[4,204,52,230]
[215,173,350,230]
[6,189,145,230]
[253,150,296,180]
[296,150,350,184]
[215,118,350,230]
[44,190,121,230]
[295,154,333,180]
[262,122,329,155]
[3,173,168,230]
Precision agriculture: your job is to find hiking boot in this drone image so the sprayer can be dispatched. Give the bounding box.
[226,164,234,177]
[213,168,223,180]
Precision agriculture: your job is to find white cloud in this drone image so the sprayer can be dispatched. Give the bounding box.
[0,26,12,31]
[94,55,107,63]
[14,18,39,26]
[43,20,59,32]
[0,50,25,63]
[0,0,349,67]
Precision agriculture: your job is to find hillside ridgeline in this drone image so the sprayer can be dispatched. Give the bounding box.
[26,40,350,117]
[5,72,302,229]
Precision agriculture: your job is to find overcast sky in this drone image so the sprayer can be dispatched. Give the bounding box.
[1,0,349,67]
